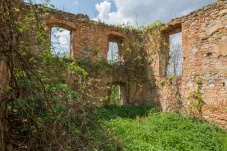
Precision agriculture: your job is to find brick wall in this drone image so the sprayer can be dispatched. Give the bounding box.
[144,0,227,128]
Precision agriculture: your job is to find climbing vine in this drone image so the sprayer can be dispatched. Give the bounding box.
[187,79,205,116]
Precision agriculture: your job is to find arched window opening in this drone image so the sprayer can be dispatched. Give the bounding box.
[51,27,71,57]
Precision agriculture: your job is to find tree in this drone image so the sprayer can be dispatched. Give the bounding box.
[0,1,100,150]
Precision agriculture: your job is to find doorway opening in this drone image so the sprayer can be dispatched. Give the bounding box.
[109,84,127,105]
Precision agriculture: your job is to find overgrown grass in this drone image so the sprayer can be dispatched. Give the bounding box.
[89,105,227,151]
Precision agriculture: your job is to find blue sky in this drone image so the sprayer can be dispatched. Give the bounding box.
[34,0,216,26]
[34,0,116,19]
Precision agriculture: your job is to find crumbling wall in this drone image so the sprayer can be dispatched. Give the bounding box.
[181,1,227,107]
[181,0,227,128]
[43,8,146,105]
[145,0,227,128]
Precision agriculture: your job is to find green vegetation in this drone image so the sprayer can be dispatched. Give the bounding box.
[90,106,227,151]
[139,20,164,34]
[109,85,121,105]
[188,79,205,116]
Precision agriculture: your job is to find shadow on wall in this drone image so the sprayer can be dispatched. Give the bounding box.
[95,105,155,120]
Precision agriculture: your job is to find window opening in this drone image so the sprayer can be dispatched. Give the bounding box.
[107,42,119,63]
[167,32,183,76]
[51,27,70,57]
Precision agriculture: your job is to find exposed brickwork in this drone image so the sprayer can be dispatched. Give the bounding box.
[144,0,227,128]
[39,6,146,105]
[180,0,227,127]
[203,107,227,129]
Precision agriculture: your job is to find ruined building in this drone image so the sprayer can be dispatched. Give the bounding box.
[0,0,227,129]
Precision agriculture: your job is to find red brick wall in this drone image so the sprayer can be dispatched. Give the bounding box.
[144,0,227,128]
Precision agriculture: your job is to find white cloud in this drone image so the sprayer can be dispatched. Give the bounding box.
[51,28,70,54]
[57,30,70,48]
[93,0,216,26]
[74,1,79,6]
[94,0,111,22]
[170,32,182,46]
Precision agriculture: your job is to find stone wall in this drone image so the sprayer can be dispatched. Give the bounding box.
[182,0,227,128]
[181,1,227,108]
[144,0,227,128]
[42,8,146,105]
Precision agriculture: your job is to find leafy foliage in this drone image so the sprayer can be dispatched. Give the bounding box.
[188,79,205,116]
[0,0,101,150]
[92,106,227,151]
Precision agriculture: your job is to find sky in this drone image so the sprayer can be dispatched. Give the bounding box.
[33,0,216,27]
